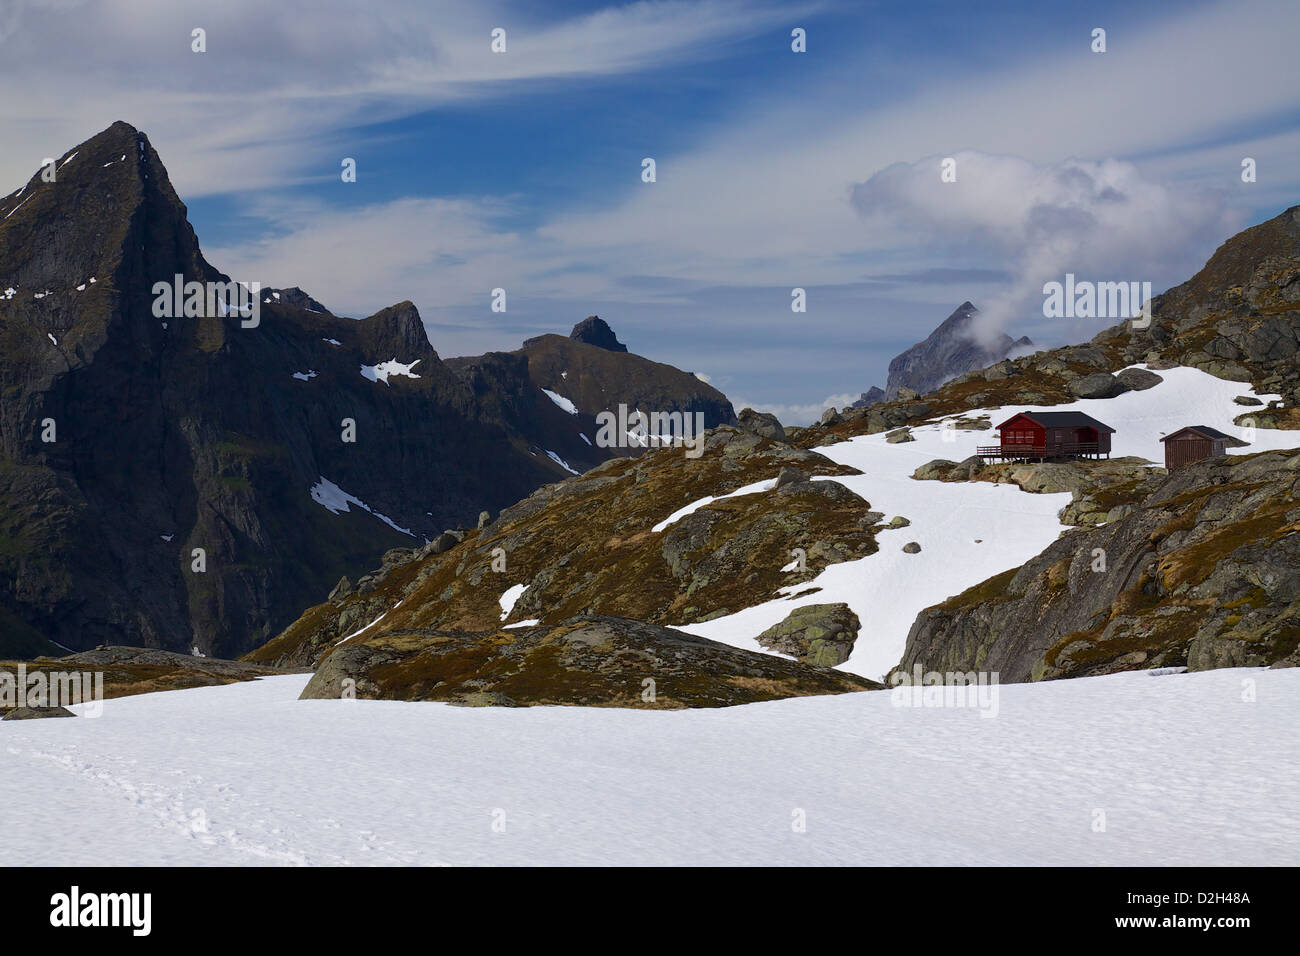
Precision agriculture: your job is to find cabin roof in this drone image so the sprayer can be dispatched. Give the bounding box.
[997,411,1116,432]
[1160,425,1233,442]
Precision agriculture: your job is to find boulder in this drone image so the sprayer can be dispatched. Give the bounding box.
[737,408,787,442]
[774,466,808,490]
[1115,367,1163,391]
[913,459,956,481]
[1069,372,1125,399]
[754,603,862,667]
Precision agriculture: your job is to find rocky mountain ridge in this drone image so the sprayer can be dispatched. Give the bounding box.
[0,122,733,658]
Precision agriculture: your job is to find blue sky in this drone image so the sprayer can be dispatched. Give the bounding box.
[2,0,1298,421]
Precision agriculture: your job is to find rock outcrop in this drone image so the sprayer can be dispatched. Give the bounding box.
[300,615,878,708]
[249,423,881,669]
[896,450,1300,683]
[1,645,289,717]
[567,315,628,352]
[755,603,861,667]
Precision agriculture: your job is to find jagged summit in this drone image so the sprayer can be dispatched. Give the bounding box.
[0,121,217,328]
[884,301,1033,400]
[455,315,735,436]
[569,315,627,352]
[851,302,1033,407]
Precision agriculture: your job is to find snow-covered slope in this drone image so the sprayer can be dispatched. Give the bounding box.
[683,366,1293,679]
[3,666,1296,866]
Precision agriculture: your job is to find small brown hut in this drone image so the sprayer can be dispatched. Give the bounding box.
[1160,425,1236,469]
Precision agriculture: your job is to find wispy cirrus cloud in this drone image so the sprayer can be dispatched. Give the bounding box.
[0,0,810,196]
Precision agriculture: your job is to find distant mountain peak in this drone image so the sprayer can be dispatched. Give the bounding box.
[850,301,1033,408]
[569,316,627,352]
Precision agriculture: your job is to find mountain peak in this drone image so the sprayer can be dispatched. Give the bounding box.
[569,316,628,352]
[357,300,435,362]
[878,301,1031,401]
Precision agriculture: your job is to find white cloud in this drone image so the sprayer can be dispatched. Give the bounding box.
[0,0,805,197]
[849,152,1237,345]
[205,195,530,313]
[538,0,1300,290]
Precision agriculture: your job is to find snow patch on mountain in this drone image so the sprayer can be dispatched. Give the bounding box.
[360,358,421,385]
[541,388,578,415]
[309,477,413,536]
[651,478,778,533]
[499,584,528,621]
[546,450,578,475]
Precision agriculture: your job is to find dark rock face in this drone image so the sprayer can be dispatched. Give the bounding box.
[896,450,1300,684]
[1097,204,1300,414]
[880,302,1033,401]
[0,123,736,659]
[263,287,332,315]
[568,315,627,352]
[449,322,735,461]
[299,615,879,708]
[755,603,861,667]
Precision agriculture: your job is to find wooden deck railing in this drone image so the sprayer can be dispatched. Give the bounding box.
[977,442,1101,460]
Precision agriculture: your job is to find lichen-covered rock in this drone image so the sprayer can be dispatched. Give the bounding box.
[913,459,957,481]
[301,615,879,708]
[754,603,861,667]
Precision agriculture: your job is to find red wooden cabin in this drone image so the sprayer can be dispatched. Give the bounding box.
[979,411,1114,461]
